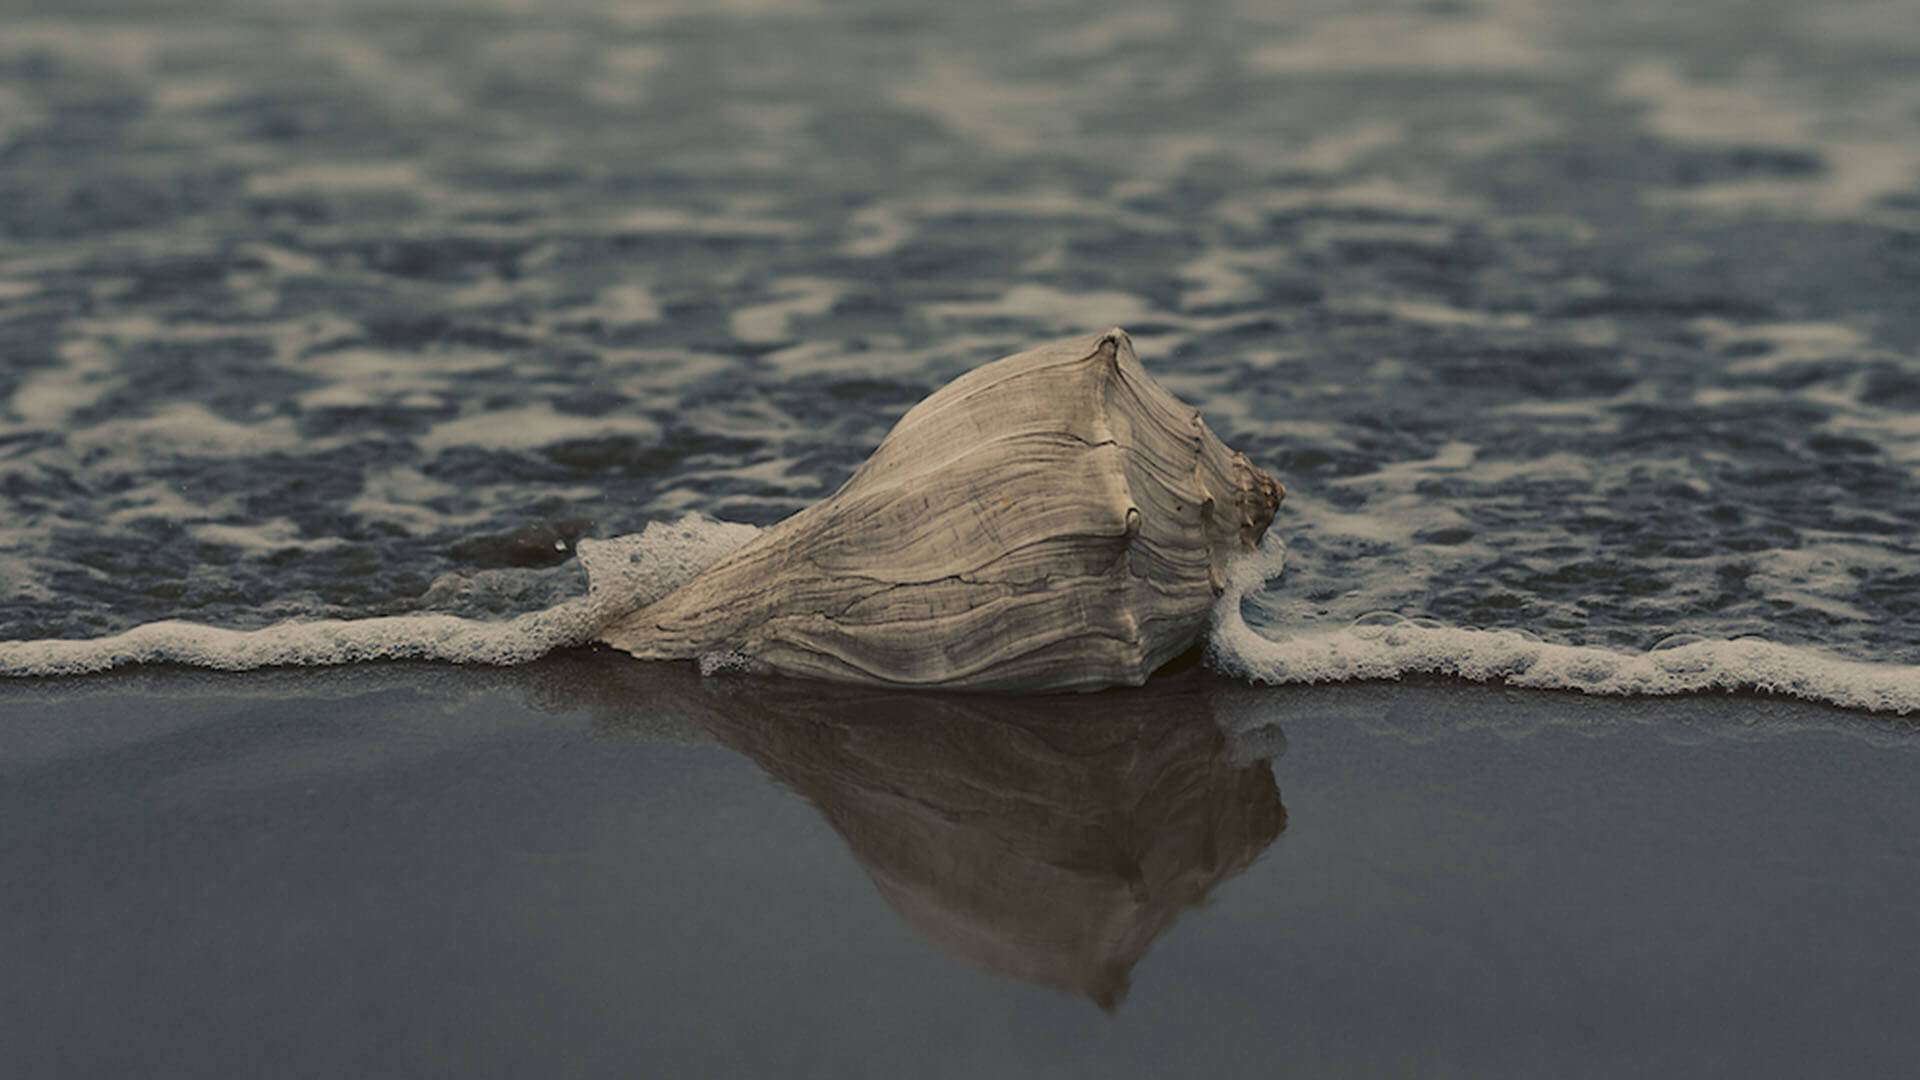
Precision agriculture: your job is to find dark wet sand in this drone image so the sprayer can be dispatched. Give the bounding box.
[5,658,1918,1079]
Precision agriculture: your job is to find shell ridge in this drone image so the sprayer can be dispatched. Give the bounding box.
[883,334,1116,441]
[761,616,1150,689]
[800,526,1139,592]
[1092,345,1148,668]
[850,427,1122,493]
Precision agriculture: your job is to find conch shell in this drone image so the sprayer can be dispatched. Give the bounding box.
[600,329,1283,692]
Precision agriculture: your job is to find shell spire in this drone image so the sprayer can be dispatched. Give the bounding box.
[601,329,1284,692]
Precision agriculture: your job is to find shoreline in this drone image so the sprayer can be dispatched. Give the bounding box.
[3,650,1915,744]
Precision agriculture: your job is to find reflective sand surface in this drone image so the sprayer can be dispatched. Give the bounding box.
[6,665,1917,1077]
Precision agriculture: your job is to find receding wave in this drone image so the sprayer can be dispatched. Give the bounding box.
[0,516,758,678]
[3,517,1916,715]
[1208,537,1920,716]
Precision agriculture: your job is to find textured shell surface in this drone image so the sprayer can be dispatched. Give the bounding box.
[600,329,1284,692]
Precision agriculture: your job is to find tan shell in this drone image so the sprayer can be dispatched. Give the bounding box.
[600,328,1284,692]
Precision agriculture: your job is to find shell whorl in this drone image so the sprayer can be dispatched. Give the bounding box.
[600,329,1284,692]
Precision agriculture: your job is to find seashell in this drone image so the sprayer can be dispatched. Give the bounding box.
[600,328,1284,692]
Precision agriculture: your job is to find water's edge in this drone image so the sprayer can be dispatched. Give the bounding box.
[4,518,1915,715]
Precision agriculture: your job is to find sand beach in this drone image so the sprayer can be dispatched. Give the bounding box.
[6,663,1917,1077]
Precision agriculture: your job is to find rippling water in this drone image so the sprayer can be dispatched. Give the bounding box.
[2,0,1917,707]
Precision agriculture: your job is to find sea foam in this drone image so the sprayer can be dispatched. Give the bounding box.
[1208,535,1920,715]
[3,516,1916,716]
[0,515,759,679]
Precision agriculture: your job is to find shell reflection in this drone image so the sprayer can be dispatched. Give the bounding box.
[567,660,1286,1008]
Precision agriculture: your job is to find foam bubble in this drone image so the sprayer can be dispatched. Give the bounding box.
[575,515,761,613]
[1207,536,1920,715]
[0,515,758,678]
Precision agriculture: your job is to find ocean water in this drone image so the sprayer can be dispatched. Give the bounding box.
[1,0,1917,711]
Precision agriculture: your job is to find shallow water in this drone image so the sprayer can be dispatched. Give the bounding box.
[1,0,1917,705]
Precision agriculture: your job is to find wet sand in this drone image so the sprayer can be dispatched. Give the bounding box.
[4,660,1918,1078]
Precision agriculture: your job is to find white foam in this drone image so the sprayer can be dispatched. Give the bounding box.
[1207,536,1920,715]
[7,339,120,429]
[1611,59,1920,220]
[343,467,540,534]
[1283,121,1407,174]
[924,284,1157,332]
[573,515,761,613]
[189,519,348,553]
[1214,182,1480,230]
[885,53,1078,155]
[5,515,1917,715]
[244,162,423,198]
[1174,251,1277,312]
[839,205,916,258]
[0,515,759,678]
[415,406,662,453]
[616,208,806,239]
[570,283,663,326]
[1244,12,1558,76]
[71,403,310,461]
[1034,7,1177,59]
[729,277,845,344]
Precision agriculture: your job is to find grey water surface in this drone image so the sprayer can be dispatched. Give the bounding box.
[2,0,1918,664]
